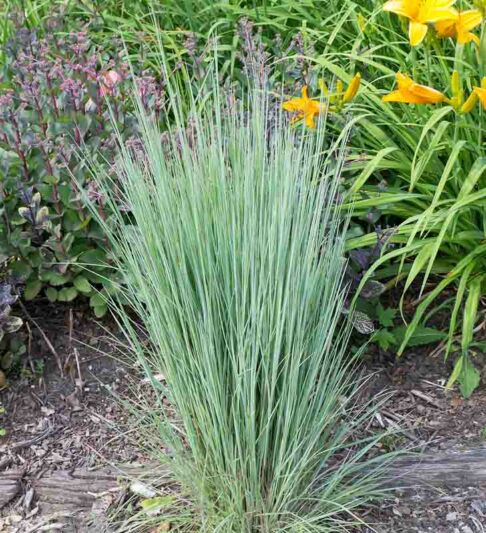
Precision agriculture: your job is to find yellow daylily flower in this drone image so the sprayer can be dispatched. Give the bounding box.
[460,91,479,113]
[282,86,323,128]
[473,85,486,109]
[343,73,362,104]
[383,0,458,46]
[458,78,485,113]
[435,10,483,44]
[382,72,446,104]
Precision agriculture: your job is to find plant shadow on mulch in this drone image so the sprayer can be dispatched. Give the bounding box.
[1,296,485,532]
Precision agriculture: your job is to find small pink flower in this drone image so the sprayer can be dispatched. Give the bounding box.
[99,70,122,96]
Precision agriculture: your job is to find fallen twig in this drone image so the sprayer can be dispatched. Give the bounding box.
[11,427,59,451]
[17,299,63,376]
[74,348,84,395]
[410,389,442,409]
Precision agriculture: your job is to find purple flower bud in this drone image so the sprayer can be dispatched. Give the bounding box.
[0,90,14,109]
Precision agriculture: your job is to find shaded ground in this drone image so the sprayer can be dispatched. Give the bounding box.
[0,300,149,532]
[1,299,486,532]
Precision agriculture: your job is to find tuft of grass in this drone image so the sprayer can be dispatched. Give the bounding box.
[87,64,392,531]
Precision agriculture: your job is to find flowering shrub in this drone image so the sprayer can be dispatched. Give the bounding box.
[368,0,485,397]
[0,22,165,320]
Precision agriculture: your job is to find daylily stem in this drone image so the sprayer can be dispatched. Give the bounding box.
[411,46,417,80]
[425,40,432,86]
[432,39,450,81]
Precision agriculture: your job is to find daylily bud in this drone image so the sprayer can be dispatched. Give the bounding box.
[330,80,344,105]
[318,78,329,96]
[460,92,478,113]
[448,72,463,110]
[343,73,361,103]
[336,80,344,96]
[451,70,461,97]
[357,14,367,33]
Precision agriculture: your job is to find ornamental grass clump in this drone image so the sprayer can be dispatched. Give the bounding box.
[88,73,389,531]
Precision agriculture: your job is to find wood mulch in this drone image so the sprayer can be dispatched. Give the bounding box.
[358,342,486,532]
[1,299,486,532]
[0,300,153,532]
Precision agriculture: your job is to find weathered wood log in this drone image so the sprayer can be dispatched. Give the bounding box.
[0,469,22,508]
[2,447,486,513]
[383,446,486,489]
[31,463,170,512]
[0,463,168,512]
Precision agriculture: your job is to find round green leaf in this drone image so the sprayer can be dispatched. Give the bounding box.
[73,276,91,294]
[94,304,108,318]
[57,287,78,302]
[10,260,32,280]
[24,279,42,301]
[90,292,105,308]
[45,287,58,302]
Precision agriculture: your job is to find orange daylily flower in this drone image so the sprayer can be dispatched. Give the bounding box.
[435,10,483,45]
[382,73,446,104]
[383,0,458,46]
[282,86,323,128]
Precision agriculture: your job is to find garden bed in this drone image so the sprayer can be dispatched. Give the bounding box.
[0,1,485,530]
[1,300,485,532]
